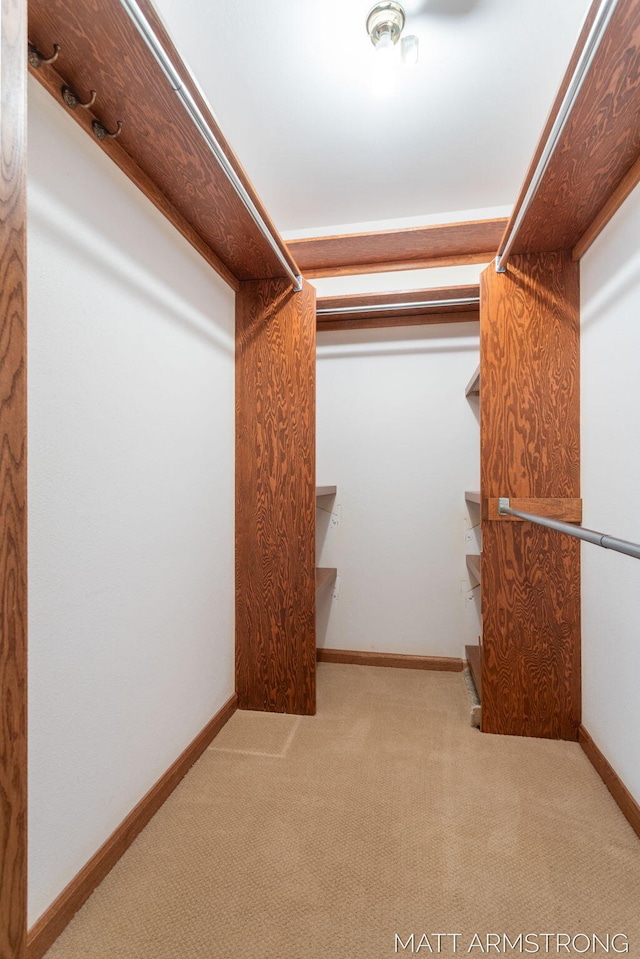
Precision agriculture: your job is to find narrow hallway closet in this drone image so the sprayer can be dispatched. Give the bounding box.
[2,0,640,957]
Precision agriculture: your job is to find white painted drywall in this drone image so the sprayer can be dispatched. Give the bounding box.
[316,322,480,658]
[580,182,640,808]
[27,80,236,923]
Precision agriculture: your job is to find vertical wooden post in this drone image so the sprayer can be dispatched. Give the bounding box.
[480,252,581,740]
[235,278,316,715]
[0,0,28,954]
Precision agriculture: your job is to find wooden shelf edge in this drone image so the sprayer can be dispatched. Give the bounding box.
[315,567,337,592]
[316,486,337,497]
[466,554,481,582]
[465,364,480,396]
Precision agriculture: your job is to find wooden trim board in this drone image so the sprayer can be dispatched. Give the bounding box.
[579,725,640,841]
[288,219,506,277]
[317,649,464,671]
[485,497,582,523]
[27,694,238,959]
[0,1,29,956]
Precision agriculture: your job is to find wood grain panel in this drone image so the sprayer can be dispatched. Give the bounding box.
[317,649,464,671]
[480,253,581,740]
[287,220,507,276]
[317,310,479,333]
[486,497,583,523]
[579,725,640,840]
[0,1,28,955]
[27,695,238,959]
[28,0,299,284]
[502,0,640,256]
[236,279,316,715]
[304,253,491,280]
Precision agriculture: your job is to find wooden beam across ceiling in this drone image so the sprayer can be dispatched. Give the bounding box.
[27,0,300,288]
[498,0,640,261]
[288,220,507,279]
[316,284,480,331]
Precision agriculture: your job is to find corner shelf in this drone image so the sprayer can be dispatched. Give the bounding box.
[465,491,481,505]
[315,567,337,592]
[465,364,480,396]
[466,554,481,583]
[316,486,337,498]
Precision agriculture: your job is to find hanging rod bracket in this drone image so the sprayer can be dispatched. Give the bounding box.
[494,256,507,274]
[498,497,510,514]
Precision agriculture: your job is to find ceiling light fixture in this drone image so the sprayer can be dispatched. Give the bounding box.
[367,2,405,52]
[366,2,419,65]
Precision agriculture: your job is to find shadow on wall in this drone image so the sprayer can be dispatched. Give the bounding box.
[28,79,234,357]
[581,244,640,334]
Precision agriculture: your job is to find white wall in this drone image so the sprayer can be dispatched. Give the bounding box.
[316,322,480,659]
[581,182,640,807]
[27,80,236,923]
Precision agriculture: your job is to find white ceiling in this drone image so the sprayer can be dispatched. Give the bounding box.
[152,0,591,234]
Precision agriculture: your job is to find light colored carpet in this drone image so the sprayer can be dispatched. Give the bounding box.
[44,664,640,958]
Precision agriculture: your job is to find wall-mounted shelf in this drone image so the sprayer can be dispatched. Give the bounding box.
[28,0,300,288]
[315,568,337,592]
[316,486,337,498]
[465,491,481,505]
[466,554,481,583]
[465,365,480,396]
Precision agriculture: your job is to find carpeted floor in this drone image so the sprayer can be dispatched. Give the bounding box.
[44,664,640,958]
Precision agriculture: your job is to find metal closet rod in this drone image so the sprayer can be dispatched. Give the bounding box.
[316,296,480,316]
[498,499,640,561]
[119,0,303,293]
[495,0,620,274]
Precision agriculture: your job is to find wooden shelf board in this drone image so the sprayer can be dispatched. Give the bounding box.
[465,645,482,702]
[466,554,481,582]
[502,0,640,257]
[465,491,481,505]
[28,0,300,285]
[287,220,507,277]
[316,486,337,498]
[465,364,480,396]
[315,568,337,592]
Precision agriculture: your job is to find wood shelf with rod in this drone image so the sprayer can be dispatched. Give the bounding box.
[316,486,337,498]
[315,568,337,593]
[465,644,482,701]
[28,0,301,288]
[465,364,480,396]
[466,554,481,583]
